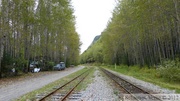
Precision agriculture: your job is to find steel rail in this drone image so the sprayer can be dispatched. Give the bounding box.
[100,68,140,101]
[61,71,90,101]
[39,68,90,101]
[100,68,162,101]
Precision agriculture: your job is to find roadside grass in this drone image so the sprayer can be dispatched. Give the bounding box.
[15,66,94,101]
[103,65,180,93]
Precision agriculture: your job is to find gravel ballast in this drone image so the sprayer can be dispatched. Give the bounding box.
[79,67,176,100]
[107,69,176,94]
[80,67,119,101]
[0,66,84,101]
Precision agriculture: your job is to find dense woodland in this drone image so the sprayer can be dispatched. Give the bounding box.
[81,0,180,67]
[0,0,80,77]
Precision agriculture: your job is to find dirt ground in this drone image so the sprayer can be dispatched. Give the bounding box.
[0,66,84,101]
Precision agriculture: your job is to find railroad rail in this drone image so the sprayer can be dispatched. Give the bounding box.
[37,68,91,101]
[100,68,162,101]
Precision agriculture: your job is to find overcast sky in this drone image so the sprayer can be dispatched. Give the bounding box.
[71,0,116,53]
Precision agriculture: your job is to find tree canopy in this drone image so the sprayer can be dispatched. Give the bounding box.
[0,0,80,76]
[81,0,180,67]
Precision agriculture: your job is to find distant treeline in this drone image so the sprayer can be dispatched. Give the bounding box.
[0,0,80,77]
[81,0,180,66]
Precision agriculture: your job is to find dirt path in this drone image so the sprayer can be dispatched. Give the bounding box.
[0,66,84,101]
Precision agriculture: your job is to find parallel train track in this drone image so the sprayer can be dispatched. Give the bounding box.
[37,68,91,101]
[100,68,162,101]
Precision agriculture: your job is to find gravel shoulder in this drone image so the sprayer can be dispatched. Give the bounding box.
[0,66,84,101]
[106,68,176,94]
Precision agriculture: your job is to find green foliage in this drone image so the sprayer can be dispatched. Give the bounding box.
[1,53,27,76]
[45,61,55,71]
[2,53,14,66]
[1,53,14,76]
[157,59,180,82]
[81,0,180,67]
[14,57,28,72]
[0,0,80,76]
[104,65,180,93]
[80,38,103,64]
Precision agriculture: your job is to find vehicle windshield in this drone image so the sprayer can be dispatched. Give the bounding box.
[30,62,35,64]
[30,61,38,65]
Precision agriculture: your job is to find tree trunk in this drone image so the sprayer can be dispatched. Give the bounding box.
[0,40,2,78]
[0,36,5,78]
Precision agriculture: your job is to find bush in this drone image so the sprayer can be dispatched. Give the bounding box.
[157,59,180,82]
[15,58,28,70]
[1,54,28,77]
[44,61,55,71]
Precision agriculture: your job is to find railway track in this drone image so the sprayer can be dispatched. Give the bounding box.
[100,68,162,101]
[36,68,91,101]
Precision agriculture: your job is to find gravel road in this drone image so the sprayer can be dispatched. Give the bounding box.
[0,66,84,101]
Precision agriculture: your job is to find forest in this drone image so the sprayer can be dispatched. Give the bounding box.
[0,0,80,77]
[81,0,180,66]
[80,0,180,82]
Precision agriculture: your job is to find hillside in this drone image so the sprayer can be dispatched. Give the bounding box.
[89,35,101,47]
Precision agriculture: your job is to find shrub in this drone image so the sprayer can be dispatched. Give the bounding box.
[1,54,28,76]
[16,58,28,70]
[44,61,55,71]
[157,59,180,82]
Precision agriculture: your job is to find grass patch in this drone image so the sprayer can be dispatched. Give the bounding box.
[103,65,180,93]
[15,66,93,101]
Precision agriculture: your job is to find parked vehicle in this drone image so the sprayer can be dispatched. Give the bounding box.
[53,62,66,70]
[29,61,40,72]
